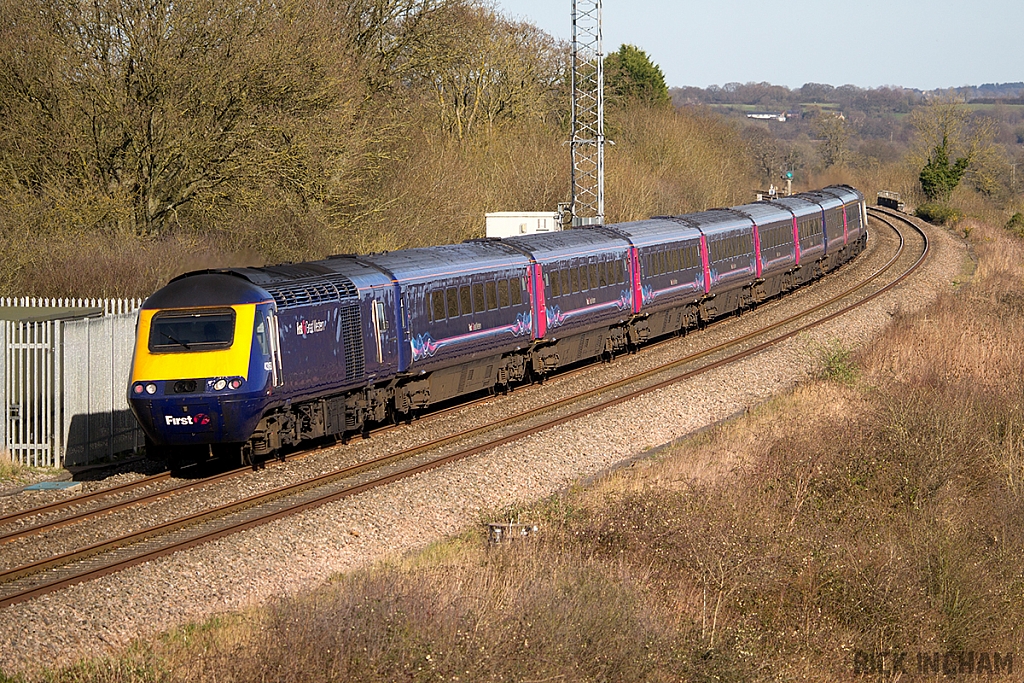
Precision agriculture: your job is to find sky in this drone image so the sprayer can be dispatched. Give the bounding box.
[491,0,1024,91]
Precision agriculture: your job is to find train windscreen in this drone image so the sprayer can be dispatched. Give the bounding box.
[148,309,236,353]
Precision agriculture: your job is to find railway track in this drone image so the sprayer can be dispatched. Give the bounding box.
[0,207,926,609]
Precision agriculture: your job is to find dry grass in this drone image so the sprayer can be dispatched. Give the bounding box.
[0,451,26,484]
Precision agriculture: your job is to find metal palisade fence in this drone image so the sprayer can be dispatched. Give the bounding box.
[0,297,144,468]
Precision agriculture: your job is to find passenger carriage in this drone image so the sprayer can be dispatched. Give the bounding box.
[603,218,705,340]
[768,195,827,284]
[729,201,798,299]
[820,185,869,257]
[505,230,634,374]
[679,209,758,319]
[801,190,849,270]
[359,241,535,412]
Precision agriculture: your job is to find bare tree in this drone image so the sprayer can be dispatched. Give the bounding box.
[815,112,849,168]
[0,0,393,235]
[415,7,566,139]
[743,126,782,183]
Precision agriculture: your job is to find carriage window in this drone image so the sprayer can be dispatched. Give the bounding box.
[486,281,498,310]
[460,286,472,316]
[447,288,460,318]
[473,283,486,313]
[589,263,598,289]
[510,278,523,306]
[560,269,570,295]
[498,279,510,307]
[599,262,608,287]
[431,290,446,321]
[550,270,561,297]
[570,267,579,293]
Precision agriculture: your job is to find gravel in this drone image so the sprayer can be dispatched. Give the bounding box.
[0,215,967,676]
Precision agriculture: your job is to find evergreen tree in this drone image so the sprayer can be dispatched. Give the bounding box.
[604,45,670,107]
[920,133,970,203]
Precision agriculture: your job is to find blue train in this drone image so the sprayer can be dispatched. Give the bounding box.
[128,186,867,468]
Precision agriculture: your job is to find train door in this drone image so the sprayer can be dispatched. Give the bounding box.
[370,288,397,374]
[370,285,402,374]
[528,263,547,338]
[630,247,643,313]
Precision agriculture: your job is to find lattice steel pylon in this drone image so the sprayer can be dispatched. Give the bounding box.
[570,0,604,226]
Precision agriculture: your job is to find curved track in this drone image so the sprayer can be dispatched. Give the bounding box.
[0,208,926,608]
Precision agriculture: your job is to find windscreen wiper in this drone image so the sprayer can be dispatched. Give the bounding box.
[161,331,191,350]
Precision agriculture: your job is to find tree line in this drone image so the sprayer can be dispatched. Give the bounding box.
[0,1,750,297]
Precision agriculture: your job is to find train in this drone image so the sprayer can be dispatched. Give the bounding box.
[128,186,868,470]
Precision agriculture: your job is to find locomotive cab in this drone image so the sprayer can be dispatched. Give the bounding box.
[128,273,281,464]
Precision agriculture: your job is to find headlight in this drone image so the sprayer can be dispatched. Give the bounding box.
[145,384,157,395]
[213,379,227,391]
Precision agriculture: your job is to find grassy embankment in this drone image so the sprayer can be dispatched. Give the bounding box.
[11,215,1022,682]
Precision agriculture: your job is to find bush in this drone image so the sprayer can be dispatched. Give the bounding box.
[1006,212,1024,238]
[914,202,964,226]
[814,338,859,385]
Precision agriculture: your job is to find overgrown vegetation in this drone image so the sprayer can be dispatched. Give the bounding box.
[915,202,965,226]
[1006,212,1024,237]
[0,452,26,483]
[814,338,859,384]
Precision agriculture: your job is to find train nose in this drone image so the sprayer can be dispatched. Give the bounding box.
[130,391,270,446]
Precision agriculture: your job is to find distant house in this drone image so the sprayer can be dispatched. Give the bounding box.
[746,112,787,122]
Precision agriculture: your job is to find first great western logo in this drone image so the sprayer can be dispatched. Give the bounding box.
[165,413,211,427]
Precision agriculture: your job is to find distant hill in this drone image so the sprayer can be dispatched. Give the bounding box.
[671,81,1024,110]
[969,82,1024,99]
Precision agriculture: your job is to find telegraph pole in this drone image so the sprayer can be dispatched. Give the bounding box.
[570,0,605,226]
